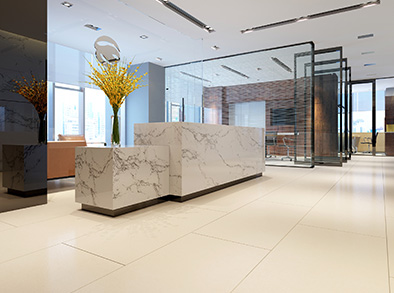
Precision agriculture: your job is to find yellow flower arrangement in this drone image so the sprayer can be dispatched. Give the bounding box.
[13,74,47,143]
[13,74,47,117]
[87,60,147,145]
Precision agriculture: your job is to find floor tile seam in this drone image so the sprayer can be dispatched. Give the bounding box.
[0,243,61,266]
[0,219,17,228]
[382,160,392,293]
[192,232,272,251]
[70,265,125,293]
[298,224,386,239]
[0,212,79,228]
[61,242,126,266]
[179,204,229,214]
[230,161,356,292]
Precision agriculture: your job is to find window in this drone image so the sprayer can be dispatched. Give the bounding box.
[54,83,83,138]
[85,88,106,142]
[53,83,106,142]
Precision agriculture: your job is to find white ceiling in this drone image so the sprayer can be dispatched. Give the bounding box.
[48,0,394,81]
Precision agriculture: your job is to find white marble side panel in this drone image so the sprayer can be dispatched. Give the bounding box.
[134,123,182,195]
[112,146,169,209]
[75,147,114,209]
[181,123,263,196]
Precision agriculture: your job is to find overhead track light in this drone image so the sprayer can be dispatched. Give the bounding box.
[156,0,215,33]
[241,0,380,34]
[221,65,250,79]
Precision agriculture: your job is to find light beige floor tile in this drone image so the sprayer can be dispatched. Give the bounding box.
[391,278,394,293]
[0,211,126,264]
[301,169,386,237]
[0,244,122,293]
[187,167,312,213]
[196,200,309,249]
[386,217,394,278]
[0,220,14,232]
[234,225,388,293]
[0,190,79,227]
[66,202,225,265]
[75,233,268,293]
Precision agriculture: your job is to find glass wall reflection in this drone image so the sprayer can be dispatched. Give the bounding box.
[165,42,315,167]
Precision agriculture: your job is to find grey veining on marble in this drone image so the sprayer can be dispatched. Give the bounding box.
[2,144,47,192]
[75,146,169,210]
[134,122,264,196]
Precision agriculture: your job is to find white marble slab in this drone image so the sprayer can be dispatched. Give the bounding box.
[134,122,264,197]
[75,146,169,211]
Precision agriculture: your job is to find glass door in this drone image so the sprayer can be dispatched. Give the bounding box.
[351,81,376,155]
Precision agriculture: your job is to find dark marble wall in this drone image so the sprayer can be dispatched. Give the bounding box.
[0,0,47,212]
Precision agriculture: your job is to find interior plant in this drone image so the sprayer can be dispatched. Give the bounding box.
[87,60,147,146]
[13,74,47,144]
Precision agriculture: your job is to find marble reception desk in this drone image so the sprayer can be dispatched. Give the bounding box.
[75,122,264,216]
[75,146,169,216]
[135,122,265,200]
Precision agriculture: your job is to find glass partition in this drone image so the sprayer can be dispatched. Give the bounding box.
[312,47,343,166]
[166,42,315,167]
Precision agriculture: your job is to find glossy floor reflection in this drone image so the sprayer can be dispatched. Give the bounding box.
[0,156,393,292]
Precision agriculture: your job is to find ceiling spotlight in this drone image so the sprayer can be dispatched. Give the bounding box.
[156,57,162,61]
[61,1,73,8]
[84,24,102,31]
[256,67,262,71]
[140,35,148,39]
[211,45,220,50]
[363,1,380,8]
[296,16,309,22]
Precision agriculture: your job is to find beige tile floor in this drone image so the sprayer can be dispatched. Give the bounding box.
[0,155,393,292]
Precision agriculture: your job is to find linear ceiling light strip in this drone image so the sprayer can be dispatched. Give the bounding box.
[241,0,380,33]
[156,0,215,33]
[180,71,211,82]
[271,57,292,73]
[221,65,250,79]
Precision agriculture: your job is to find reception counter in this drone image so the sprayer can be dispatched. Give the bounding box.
[135,122,264,200]
[75,122,264,216]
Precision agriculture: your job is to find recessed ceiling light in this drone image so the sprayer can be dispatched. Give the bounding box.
[211,45,220,50]
[361,51,375,55]
[364,63,376,66]
[61,1,73,8]
[84,24,102,31]
[256,67,262,71]
[156,57,162,61]
[358,33,374,39]
[240,1,380,33]
[140,35,148,39]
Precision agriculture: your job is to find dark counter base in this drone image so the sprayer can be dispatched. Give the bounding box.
[82,197,167,217]
[8,188,47,197]
[81,173,262,217]
[164,173,262,203]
